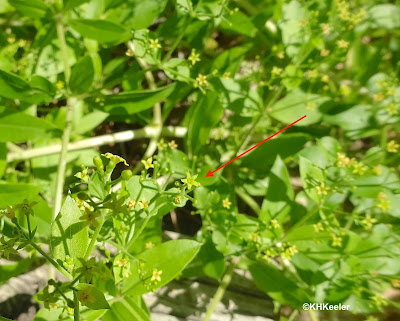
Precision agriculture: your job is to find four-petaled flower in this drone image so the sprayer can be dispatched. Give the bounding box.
[195,74,207,86]
[1,206,15,219]
[75,168,89,183]
[0,237,18,259]
[188,49,201,65]
[15,199,38,217]
[149,39,161,51]
[222,198,231,209]
[138,198,150,210]
[151,268,163,282]
[337,40,349,49]
[181,172,200,190]
[77,287,96,306]
[80,208,100,227]
[145,242,155,249]
[316,182,330,196]
[117,258,127,268]
[141,157,154,170]
[102,153,129,166]
[128,199,136,209]
[387,140,399,153]
[168,140,178,150]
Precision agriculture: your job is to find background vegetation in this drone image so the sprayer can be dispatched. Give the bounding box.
[0,0,400,320]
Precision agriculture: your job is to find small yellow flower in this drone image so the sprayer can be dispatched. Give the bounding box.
[270,219,280,229]
[387,140,399,153]
[340,83,351,96]
[331,234,342,247]
[174,196,182,204]
[277,51,284,59]
[149,38,161,51]
[195,74,208,86]
[222,197,232,209]
[306,102,316,110]
[56,80,64,89]
[1,206,16,220]
[102,153,129,166]
[138,198,150,210]
[80,208,100,227]
[15,199,38,217]
[360,214,377,230]
[128,199,136,209]
[373,165,382,176]
[321,75,329,83]
[385,103,398,116]
[249,233,258,242]
[157,138,168,151]
[320,49,330,56]
[307,69,319,79]
[151,268,163,282]
[337,40,349,49]
[77,287,96,306]
[7,36,15,44]
[373,93,385,102]
[392,279,400,288]
[222,71,231,79]
[352,161,368,175]
[117,258,127,267]
[322,24,331,34]
[313,222,324,232]
[376,193,391,212]
[299,19,308,27]
[125,49,134,57]
[141,157,154,170]
[18,39,27,47]
[336,152,354,167]
[271,66,282,76]
[181,172,201,190]
[316,181,331,196]
[75,168,89,183]
[188,49,201,65]
[145,242,155,249]
[168,140,178,150]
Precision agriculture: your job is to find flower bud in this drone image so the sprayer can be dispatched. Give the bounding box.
[106,160,116,174]
[77,192,89,200]
[67,299,75,309]
[121,170,133,181]
[93,156,103,171]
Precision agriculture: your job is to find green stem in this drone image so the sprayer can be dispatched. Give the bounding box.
[53,16,74,220]
[74,292,80,321]
[235,187,261,215]
[29,241,73,280]
[202,259,238,321]
[84,220,104,260]
[308,310,319,321]
[26,214,32,238]
[127,213,152,249]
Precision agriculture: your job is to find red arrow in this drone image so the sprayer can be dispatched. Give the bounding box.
[206,115,307,177]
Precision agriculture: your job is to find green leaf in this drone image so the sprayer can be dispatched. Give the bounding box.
[63,0,90,10]
[219,11,257,37]
[70,56,95,94]
[9,0,49,18]
[163,58,190,82]
[74,111,109,134]
[75,283,110,310]
[123,240,201,295]
[299,156,325,203]
[91,84,176,115]
[241,133,311,171]
[270,89,330,126]
[369,4,400,30]
[0,111,57,143]
[0,184,39,208]
[0,70,54,104]
[102,295,150,321]
[185,91,224,155]
[69,19,130,43]
[261,156,294,224]
[0,257,35,285]
[106,0,168,30]
[249,262,309,307]
[51,196,89,265]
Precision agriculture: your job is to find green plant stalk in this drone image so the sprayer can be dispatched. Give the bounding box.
[74,292,80,321]
[202,259,238,321]
[53,17,73,220]
[234,187,261,215]
[83,220,104,260]
[29,241,73,280]
[127,213,152,248]
[308,310,319,321]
